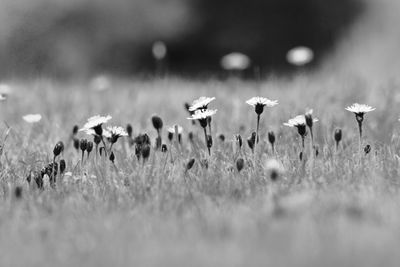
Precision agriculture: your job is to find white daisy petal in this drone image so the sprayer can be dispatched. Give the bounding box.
[80,115,112,131]
[188,97,216,111]
[345,103,375,114]
[246,96,278,107]
[187,109,217,120]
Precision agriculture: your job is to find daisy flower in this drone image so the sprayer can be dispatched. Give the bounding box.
[345,103,375,138]
[345,103,375,115]
[106,126,128,143]
[246,96,278,145]
[187,109,217,123]
[187,109,217,155]
[22,114,42,123]
[79,115,112,136]
[284,115,318,149]
[346,103,375,161]
[188,97,216,112]
[246,97,278,114]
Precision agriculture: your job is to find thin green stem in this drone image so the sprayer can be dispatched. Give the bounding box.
[256,114,260,144]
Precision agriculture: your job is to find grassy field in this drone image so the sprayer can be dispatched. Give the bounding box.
[1,73,400,267]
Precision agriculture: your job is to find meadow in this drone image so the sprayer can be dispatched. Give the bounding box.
[1,73,400,267]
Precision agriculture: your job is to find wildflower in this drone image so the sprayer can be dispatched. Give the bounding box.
[80,115,112,136]
[87,141,93,157]
[73,138,80,150]
[187,109,217,155]
[346,103,375,161]
[72,125,79,136]
[80,139,87,162]
[364,144,371,154]
[268,131,276,152]
[186,158,195,171]
[53,141,64,159]
[151,115,163,132]
[22,114,42,123]
[106,126,128,144]
[334,128,342,150]
[265,158,284,181]
[246,97,278,115]
[346,103,375,137]
[141,144,151,162]
[246,96,278,144]
[109,151,115,163]
[284,115,318,149]
[126,124,133,137]
[236,158,245,172]
[188,97,216,112]
[247,132,256,153]
[187,109,217,126]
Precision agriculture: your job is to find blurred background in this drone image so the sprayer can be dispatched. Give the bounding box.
[0,0,384,78]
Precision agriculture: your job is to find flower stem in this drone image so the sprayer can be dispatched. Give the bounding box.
[256,114,260,144]
[100,136,108,157]
[358,121,362,164]
[203,127,210,156]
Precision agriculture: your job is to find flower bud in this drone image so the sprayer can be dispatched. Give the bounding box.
[364,144,371,154]
[87,141,93,154]
[268,131,275,145]
[53,141,64,157]
[109,151,115,163]
[168,132,173,142]
[141,144,151,161]
[72,125,79,135]
[80,139,87,152]
[236,158,244,172]
[151,115,163,131]
[334,128,342,143]
[186,158,195,170]
[126,124,133,137]
[73,138,80,150]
